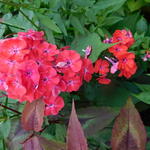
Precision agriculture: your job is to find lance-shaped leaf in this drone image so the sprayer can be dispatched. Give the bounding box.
[111,97,147,150]
[21,99,45,132]
[67,101,88,150]
[23,135,43,150]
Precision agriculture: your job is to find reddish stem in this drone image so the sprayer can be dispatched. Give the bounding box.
[39,125,48,133]
[0,103,21,114]
[21,133,34,144]
[4,33,17,38]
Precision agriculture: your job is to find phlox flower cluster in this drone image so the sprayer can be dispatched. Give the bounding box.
[0,29,138,115]
[0,30,94,116]
[95,29,137,84]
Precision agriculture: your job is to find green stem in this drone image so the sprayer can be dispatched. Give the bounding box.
[2,139,6,150]
[19,9,40,30]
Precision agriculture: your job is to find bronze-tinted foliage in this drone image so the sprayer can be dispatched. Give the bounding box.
[23,135,66,150]
[23,136,43,150]
[67,101,88,150]
[111,97,147,150]
[78,107,118,136]
[21,99,45,132]
[39,136,66,150]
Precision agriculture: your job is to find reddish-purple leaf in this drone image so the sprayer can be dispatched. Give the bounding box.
[7,119,33,150]
[67,101,88,150]
[23,136,43,150]
[111,97,147,150]
[21,99,45,132]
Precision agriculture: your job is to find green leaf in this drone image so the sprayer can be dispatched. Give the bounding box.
[136,17,148,34]
[133,84,150,104]
[0,119,11,139]
[3,10,37,32]
[82,80,135,107]
[55,124,66,142]
[36,13,61,33]
[112,12,140,33]
[91,0,126,14]
[98,128,112,149]
[127,0,146,12]
[2,14,26,32]
[44,28,55,44]
[53,13,67,36]
[49,0,62,11]
[71,33,115,62]
[0,0,38,11]
[73,0,95,7]
[0,24,6,38]
[0,140,3,150]
[33,0,41,8]
[70,15,85,34]
[102,16,123,26]
[78,107,119,136]
[122,81,141,94]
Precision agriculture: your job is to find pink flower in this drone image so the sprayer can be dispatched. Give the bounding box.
[44,96,64,116]
[105,56,118,74]
[82,45,92,58]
